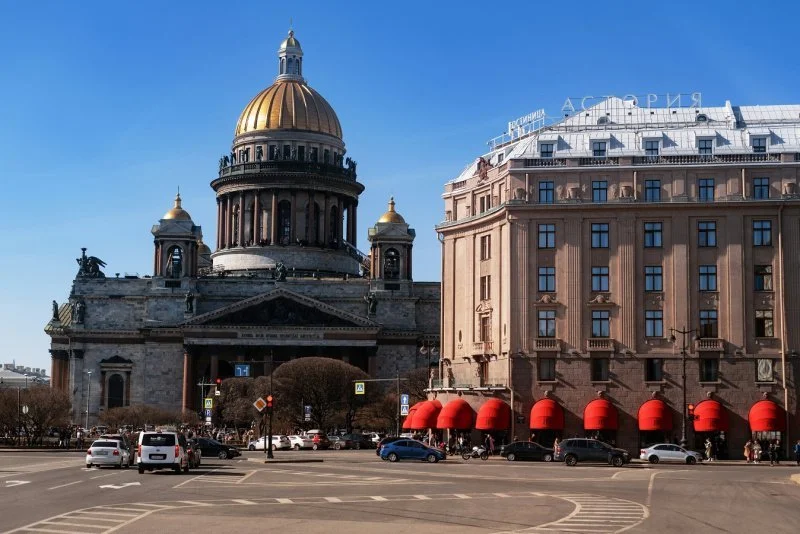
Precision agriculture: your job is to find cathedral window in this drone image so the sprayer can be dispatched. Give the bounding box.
[166,246,183,278]
[107,374,124,409]
[329,205,339,245]
[384,248,400,280]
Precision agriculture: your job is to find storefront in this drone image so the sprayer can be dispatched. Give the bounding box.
[530,398,564,447]
[693,399,729,459]
[638,399,673,447]
[475,398,511,448]
[584,398,618,445]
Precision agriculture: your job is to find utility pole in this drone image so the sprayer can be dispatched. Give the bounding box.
[85,370,92,430]
[267,350,274,459]
[669,327,699,448]
[352,376,408,436]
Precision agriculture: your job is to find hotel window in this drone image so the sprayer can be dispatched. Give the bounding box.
[645,266,663,292]
[591,266,609,292]
[753,177,769,199]
[700,357,719,382]
[592,141,607,158]
[645,358,664,382]
[644,222,662,248]
[753,220,772,246]
[591,223,609,248]
[538,357,556,381]
[538,224,555,248]
[538,310,556,338]
[591,310,610,338]
[645,140,660,157]
[644,179,661,201]
[645,310,663,338]
[698,138,714,156]
[538,267,555,292]
[755,265,773,291]
[592,181,608,202]
[479,275,491,301]
[699,265,718,291]
[540,143,554,158]
[755,310,774,337]
[480,316,492,342]
[699,309,718,338]
[539,181,554,204]
[479,194,492,213]
[698,178,715,201]
[591,357,610,382]
[698,221,717,247]
[752,137,767,153]
[480,235,491,260]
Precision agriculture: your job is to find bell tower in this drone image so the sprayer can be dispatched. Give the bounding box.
[367,197,415,290]
[151,193,203,278]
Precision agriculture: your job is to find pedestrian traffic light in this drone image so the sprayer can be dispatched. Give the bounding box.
[687,403,695,419]
[266,395,273,409]
[215,377,222,386]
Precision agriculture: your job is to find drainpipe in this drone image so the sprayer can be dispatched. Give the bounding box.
[508,352,515,441]
[778,203,790,457]
[741,168,747,200]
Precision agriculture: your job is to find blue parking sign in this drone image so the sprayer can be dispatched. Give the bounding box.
[234,363,250,377]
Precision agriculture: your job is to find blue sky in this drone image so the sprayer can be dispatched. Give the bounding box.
[1,0,799,372]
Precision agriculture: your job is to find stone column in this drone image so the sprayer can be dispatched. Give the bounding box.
[565,218,583,351]
[407,245,413,280]
[618,215,636,350]
[253,190,260,244]
[216,198,222,249]
[346,201,353,244]
[182,348,194,412]
[323,194,330,246]
[238,191,245,246]
[308,190,315,243]
[352,202,358,248]
[124,371,131,407]
[226,195,232,248]
[290,190,297,243]
[337,198,344,244]
[99,371,106,410]
[271,190,278,245]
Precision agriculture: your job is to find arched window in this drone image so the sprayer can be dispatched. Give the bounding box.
[384,248,400,280]
[108,374,124,409]
[329,205,339,244]
[287,57,293,73]
[166,246,183,278]
[278,200,292,244]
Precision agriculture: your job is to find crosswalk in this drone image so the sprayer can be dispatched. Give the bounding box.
[522,493,648,533]
[183,467,427,487]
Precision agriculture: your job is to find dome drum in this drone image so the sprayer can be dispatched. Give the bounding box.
[216,159,359,185]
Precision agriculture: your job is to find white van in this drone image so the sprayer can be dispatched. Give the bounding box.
[137,431,189,474]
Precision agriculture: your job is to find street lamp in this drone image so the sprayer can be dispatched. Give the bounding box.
[85,370,93,430]
[669,327,700,448]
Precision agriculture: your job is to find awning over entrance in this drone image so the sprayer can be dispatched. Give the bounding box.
[637,399,673,431]
[529,399,565,430]
[583,399,618,431]
[748,400,786,432]
[693,399,729,432]
[402,403,421,430]
[475,398,511,431]
[436,398,476,430]
[410,400,442,430]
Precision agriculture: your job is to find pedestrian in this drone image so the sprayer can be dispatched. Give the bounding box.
[488,434,495,455]
[753,441,762,464]
[794,440,800,466]
[554,437,561,451]
[768,441,777,466]
[704,438,713,462]
[775,440,781,465]
[744,440,752,463]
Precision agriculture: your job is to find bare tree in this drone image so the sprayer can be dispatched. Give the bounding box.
[19,387,71,446]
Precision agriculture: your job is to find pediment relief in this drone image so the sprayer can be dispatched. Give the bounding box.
[475,301,493,313]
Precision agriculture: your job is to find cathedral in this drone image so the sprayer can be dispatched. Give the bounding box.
[45,31,440,424]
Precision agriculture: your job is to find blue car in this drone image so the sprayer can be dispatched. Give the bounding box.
[379,439,446,463]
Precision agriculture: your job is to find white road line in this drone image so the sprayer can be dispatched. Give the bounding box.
[178,501,212,507]
[370,496,388,501]
[232,499,257,505]
[47,480,82,490]
[16,527,87,534]
[454,494,472,499]
[493,492,510,498]
[236,470,258,484]
[40,520,107,529]
[324,497,341,502]
[413,494,431,500]
[276,498,293,504]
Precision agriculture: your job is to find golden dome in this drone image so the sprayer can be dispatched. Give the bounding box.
[235,80,342,139]
[377,197,406,224]
[163,193,192,221]
[280,30,300,50]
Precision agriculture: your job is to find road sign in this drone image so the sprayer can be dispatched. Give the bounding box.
[205,416,212,423]
[234,363,251,377]
[355,382,365,395]
[205,409,212,418]
[304,405,311,422]
[214,389,221,396]
[400,405,409,416]
[253,397,267,412]
[204,398,213,409]
[21,405,29,415]
[400,394,409,406]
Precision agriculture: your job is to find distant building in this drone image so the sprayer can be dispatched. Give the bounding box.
[0,364,49,388]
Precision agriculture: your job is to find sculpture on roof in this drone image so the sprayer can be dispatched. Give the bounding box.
[76,248,106,278]
[363,291,377,317]
[184,291,195,314]
[52,300,59,321]
[556,185,566,200]
[275,261,287,282]
[609,183,619,199]
[477,157,491,181]
[72,299,86,324]
[256,146,263,161]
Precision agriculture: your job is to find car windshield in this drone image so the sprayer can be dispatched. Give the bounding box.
[142,434,176,446]
[92,441,118,448]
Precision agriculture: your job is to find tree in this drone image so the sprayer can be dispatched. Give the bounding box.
[19,387,71,446]
[98,405,181,430]
[219,378,255,428]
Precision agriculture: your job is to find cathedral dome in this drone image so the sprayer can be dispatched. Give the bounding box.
[377,197,406,224]
[163,193,192,221]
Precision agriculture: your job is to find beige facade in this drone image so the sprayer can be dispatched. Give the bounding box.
[435,98,800,456]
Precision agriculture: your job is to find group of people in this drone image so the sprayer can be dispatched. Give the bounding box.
[743,438,800,466]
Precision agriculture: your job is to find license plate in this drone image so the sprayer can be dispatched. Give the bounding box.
[95,451,108,456]
[149,454,166,460]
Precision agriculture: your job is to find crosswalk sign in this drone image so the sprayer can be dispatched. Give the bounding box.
[355,382,365,395]
[400,404,409,416]
[204,398,213,409]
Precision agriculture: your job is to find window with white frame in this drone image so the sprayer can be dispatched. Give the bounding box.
[592,141,607,158]
[540,143,554,158]
[698,138,714,156]
[752,137,767,153]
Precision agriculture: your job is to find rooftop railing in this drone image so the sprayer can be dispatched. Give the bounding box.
[632,153,780,165]
[218,160,357,180]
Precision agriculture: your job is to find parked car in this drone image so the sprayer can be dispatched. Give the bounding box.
[100,434,135,466]
[86,439,131,469]
[500,441,555,462]
[191,437,241,459]
[555,438,630,467]
[379,439,446,463]
[137,431,189,474]
[308,433,331,450]
[329,435,354,450]
[287,435,314,450]
[367,432,383,444]
[640,443,703,465]
[247,435,291,451]
[376,436,403,457]
[339,433,376,449]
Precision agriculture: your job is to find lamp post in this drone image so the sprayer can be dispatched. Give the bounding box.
[669,327,699,448]
[267,350,274,460]
[85,370,93,430]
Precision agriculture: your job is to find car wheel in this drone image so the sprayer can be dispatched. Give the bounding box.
[334,443,342,450]
[218,451,228,460]
[249,445,255,451]
[686,456,697,465]
[138,465,144,474]
[506,453,516,462]
[293,444,300,451]
[173,465,181,474]
[388,452,399,463]
[426,453,437,463]
[611,456,624,467]
[86,464,92,469]
[312,444,319,450]
[355,443,361,450]
[565,454,578,466]
[543,453,553,462]
[648,455,660,465]
[271,444,277,451]
[116,458,123,469]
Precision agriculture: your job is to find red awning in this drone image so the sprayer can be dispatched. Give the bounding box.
[529,399,565,430]
[583,399,619,431]
[693,400,729,432]
[436,398,476,430]
[475,398,511,431]
[748,400,786,432]
[637,399,673,431]
[410,400,442,430]
[402,403,421,430]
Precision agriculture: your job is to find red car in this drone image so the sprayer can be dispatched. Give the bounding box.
[309,433,331,450]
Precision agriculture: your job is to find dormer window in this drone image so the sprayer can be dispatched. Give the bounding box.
[592,141,607,158]
[540,143,554,158]
[698,138,714,156]
[644,140,660,157]
[696,113,708,122]
[497,153,505,164]
[752,137,767,153]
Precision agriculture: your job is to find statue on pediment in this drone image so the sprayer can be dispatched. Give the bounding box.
[275,262,287,282]
[76,248,106,278]
[364,292,377,317]
[52,300,59,321]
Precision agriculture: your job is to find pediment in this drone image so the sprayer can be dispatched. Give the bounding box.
[371,225,413,240]
[184,288,376,328]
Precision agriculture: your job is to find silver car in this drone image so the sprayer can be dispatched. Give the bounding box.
[288,435,314,450]
[248,435,291,451]
[86,439,131,469]
[640,443,703,464]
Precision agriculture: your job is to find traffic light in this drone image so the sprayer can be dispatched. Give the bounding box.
[687,403,695,420]
[266,395,274,409]
[215,378,222,386]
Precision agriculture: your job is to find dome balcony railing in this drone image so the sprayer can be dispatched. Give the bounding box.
[218,159,357,181]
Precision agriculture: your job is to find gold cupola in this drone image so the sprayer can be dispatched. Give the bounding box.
[377,197,406,224]
[162,192,192,221]
[234,30,343,139]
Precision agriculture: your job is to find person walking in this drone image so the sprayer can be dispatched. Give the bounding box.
[704,438,713,462]
[753,440,762,464]
[793,440,800,466]
[768,440,777,466]
[774,439,781,465]
[744,440,752,463]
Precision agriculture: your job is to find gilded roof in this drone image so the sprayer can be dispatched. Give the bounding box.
[377,197,406,224]
[163,193,192,221]
[235,80,343,139]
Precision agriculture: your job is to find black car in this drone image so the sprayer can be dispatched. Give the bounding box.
[341,433,376,449]
[376,436,403,456]
[191,437,241,460]
[554,438,630,467]
[500,441,555,462]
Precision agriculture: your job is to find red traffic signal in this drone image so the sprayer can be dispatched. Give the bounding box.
[266,395,274,409]
[215,377,222,386]
[687,403,695,418]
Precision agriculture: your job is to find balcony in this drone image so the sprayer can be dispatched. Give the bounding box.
[695,338,725,352]
[586,338,615,352]
[534,338,562,352]
[450,377,507,390]
[522,158,567,168]
[632,153,780,166]
[216,160,357,181]
[472,341,494,356]
[578,157,619,166]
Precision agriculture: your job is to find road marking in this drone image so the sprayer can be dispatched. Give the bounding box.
[178,500,212,506]
[454,493,472,499]
[4,480,31,487]
[232,499,257,505]
[276,498,293,504]
[236,470,258,484]
[370,496,388,501]
[47,480,82,490]
[323,497,342,502]
[413,494,432,500]
[98,482,140,490]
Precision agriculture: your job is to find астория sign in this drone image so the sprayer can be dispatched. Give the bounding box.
[561,92,702,113]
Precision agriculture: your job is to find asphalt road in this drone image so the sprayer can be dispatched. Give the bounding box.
[0,449,798,533]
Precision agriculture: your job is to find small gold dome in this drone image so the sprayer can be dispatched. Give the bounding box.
[377,197,406,224]
[235,80,342,139]
[280,30,301,50]
[163,193,192,221]
[198,241,212,255]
